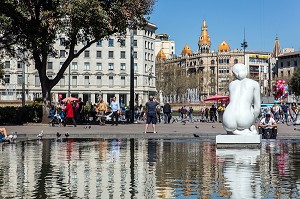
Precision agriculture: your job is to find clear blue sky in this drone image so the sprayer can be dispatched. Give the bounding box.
[149,0,300,55]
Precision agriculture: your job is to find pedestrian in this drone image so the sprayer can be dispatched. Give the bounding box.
[110,96,121,126]
[144,96,159,133]
[97,99,108,126]
[76,97,84,122]
[163,102,171,124]
[188,106,193,122]
[63,99,77,127]
[156,103,161,123]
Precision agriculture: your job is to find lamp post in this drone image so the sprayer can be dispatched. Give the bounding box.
[22,61,25,107]
[68,65,71,97]
[130,29,135,123]
[241,28,248,64]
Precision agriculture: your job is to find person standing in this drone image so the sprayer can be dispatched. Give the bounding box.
[97,99,108,126]
[63,99,77,127]
[144,96,159,133]
[110,96,120,126]
[163,102,171,124]
[281,102,289,123]
[76,97,84,122]
[188,106,193,122]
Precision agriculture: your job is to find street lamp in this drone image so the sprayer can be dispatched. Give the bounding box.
[129,29,135,123]
[241,28,248,64]
[68,64,71,97]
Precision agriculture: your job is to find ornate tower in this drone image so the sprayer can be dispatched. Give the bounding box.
[271,36,281,58]
[181,44,192,56]
[198,20,211,53]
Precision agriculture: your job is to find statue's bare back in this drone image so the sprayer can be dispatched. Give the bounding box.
[222,64,261,135]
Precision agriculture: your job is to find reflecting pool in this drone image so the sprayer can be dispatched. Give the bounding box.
[1,138,300,198]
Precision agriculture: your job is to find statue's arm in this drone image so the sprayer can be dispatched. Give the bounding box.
[253,82,261,119]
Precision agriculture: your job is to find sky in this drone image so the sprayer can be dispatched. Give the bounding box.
[149,0,300,55]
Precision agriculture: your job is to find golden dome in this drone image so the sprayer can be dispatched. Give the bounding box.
[198,20,211,46]
[218,40,230,52]
[181,44,192,56]
[156,48,166,59]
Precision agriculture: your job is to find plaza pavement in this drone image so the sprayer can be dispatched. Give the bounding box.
[4,120,300,141]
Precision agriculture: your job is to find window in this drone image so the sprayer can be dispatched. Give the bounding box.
[120,63,126,70]
[108,63,114,70]
[96,41,102,47]
[96,62,102,70]
[35,75,40,87]
[280,62,283,68]
[134,52,137,58]
[4,75,10,83]
[121,76,125,87]
[134,77,137,88]
[84,62,90,70]
[17,61,23,69]
[151,43,153,50]
[84,76,89,87]
[108,51,114,59]
[211,60,215,65]
[109,76,114,87]
[47,62,53,70]
[119,39,125,47]
[287,61,290,67]
[145,52,147,61]
[60,76,65,87]
[288,70,291,77]
[234,59,238,64]
[108,39,114,47]
[96,51,102,58]
[134,63,138,71]
[5,61,10,69]
[133,40,137,47]
[84,50,90,58]
[120,51,126,59]
[294,60,298,66]
[133,29,137,35]
[72,76,77,88]
[60,50,66,58]
[72,62,78,70]
[60,38,65,46]
[96,76,102,87]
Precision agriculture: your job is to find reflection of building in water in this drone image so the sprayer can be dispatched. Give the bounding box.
[1,139,300,198]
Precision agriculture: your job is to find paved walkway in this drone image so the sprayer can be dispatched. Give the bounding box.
[4,121,300,141]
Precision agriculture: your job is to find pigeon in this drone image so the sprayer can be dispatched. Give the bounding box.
[195,125,199,129]
[84,126,87,129]
[37,131,43,139]
[294,127,297,130]
[12,132,17,142]
[65,132,69,138]
[56,132,61,138]
[212,125,216,128]
[88,125,91,129]
[193,134,199,137]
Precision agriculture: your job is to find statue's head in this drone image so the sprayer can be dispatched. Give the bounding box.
[232,63,248,80]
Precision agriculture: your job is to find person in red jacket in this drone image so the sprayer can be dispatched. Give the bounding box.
[63,99,77,127]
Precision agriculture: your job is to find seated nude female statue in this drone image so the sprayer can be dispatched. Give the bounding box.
[223,63,261,135]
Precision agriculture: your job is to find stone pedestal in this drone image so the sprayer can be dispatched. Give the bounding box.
[216,134,261,148]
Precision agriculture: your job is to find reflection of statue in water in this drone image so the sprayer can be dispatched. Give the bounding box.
[223,64,261,135]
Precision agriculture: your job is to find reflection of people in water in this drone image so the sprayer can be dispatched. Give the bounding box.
[110,139,121,162]
[223,63,261,135]
[147,139,157,166]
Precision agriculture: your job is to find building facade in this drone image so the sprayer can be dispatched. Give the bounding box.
[1,23,158,106]
[155,33,175,59]
[156,20,272,103]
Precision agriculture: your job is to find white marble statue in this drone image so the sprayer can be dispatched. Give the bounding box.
[223,63,261,135]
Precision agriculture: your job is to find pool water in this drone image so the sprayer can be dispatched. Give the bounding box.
[1,138,300,199]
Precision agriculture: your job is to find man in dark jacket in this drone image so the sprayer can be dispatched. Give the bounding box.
[163,102,172,124]
[144,96,159,133]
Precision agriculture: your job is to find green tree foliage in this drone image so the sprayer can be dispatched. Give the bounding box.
[0,0,155,101]
[290,68,300,96]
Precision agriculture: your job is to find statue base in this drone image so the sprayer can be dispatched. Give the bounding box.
[216,134,261,149]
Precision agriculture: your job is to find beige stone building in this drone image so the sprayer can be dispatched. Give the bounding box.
[156,20,272,103]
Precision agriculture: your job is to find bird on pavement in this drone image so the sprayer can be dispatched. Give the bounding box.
[212,125,216,128]
[193,134,199,137]
[37,131,43,139]
[65,132,69,138]
[195,125,199,129]
[56,132,61,138]
[12,132,17,142]
[89,125,91,129]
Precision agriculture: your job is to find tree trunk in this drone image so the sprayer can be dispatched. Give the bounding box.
[41,82,52,124]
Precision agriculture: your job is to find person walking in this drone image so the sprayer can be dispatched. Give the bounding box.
[63,99,77,127]
[110,96,120,126]
[144,96,159,133]
[97,99,108,126]
[163,102,171,124]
